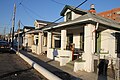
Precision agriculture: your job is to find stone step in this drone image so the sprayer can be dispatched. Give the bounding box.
[65,58,86,70]
[67,61,74,65]
[55,56,60,61]
[65,61,74,69]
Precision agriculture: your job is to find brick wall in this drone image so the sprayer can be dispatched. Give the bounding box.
[98,8,120,22]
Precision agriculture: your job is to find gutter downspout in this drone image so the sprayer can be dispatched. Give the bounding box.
[92,22,99,53]
[95,22,100,78]
[91,22,99,73]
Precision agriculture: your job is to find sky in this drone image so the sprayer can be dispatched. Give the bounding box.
[0,0,120,35]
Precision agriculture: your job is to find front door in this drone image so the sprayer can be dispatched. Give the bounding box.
[115,32,120,58]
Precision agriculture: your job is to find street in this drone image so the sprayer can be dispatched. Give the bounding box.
[0,51,47,80]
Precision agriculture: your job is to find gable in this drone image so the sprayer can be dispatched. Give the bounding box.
[60,5,87,16]
[60,5,88,22]
[34,20,53,29]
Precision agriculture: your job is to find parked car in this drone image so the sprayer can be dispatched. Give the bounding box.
[0,41,11,52]
[13,42,18,50]
[13,42,23,50]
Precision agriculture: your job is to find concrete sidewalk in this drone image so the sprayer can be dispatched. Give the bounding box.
[20,50,114,80]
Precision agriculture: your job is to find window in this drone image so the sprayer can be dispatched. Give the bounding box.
[43,33,47,46]
[66,12,71,21]
[55,40,61,48]
[115,33,120,54]
[80,33,84,50]
[54,35,61,48]
[36,39,38,45]
[66,34,73,50]
[67,34,73,44]
[95,32,101,53]
[34,36,38,45]
[115,33,120,57]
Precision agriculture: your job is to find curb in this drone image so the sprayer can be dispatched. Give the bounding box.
[13,49,62,80]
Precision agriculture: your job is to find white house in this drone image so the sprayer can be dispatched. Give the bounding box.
[14,29,23,48]
[22,26,35,47]
[41,5,120,72]
[23,5,120,73]
[26,20,57,55]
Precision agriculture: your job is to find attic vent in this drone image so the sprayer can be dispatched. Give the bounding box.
[66,12,72,21]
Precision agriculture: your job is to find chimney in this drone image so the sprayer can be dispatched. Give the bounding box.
[89,4,96,13]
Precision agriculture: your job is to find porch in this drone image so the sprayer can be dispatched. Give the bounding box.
[46,20,119,72]
[46,24,85,67]
[25,30,47,55]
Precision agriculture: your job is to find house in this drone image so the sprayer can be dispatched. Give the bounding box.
[14,29,23,49]
[98,7,120,22]
[40,5,120,72]
[25,20,57,54]
[22,26,35,48]
[22,4,120,73]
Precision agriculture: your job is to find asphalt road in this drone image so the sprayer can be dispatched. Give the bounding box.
[0,51,47,80]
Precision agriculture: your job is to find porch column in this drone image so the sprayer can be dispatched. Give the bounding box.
[47,32,52,49]
[83,24,96,72]
[31,34,34,45]
[28,34,31,47]
[61,30,67,50]
[38,32,43,54]
[24,34,28,47]
[47,32,52,59]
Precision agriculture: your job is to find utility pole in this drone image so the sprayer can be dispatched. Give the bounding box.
[18,20,20,52]
[11,3,16,47]
[9,28,12,44]
[4,26,6,40]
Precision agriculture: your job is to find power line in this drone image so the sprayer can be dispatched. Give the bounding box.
[2,12,13,35]
[5,0,24,35]
[10,0,24,46]
[22,4,35,20]
[18,0,24,5]
[50,0,65,5]
[20,21,25,27]
[20,3,45,20]
[47,0,88,28]
[13,0,27,31]
[18,0,87,29]
[15,0,26,10]
[75,0,88,9]
[51,16,63,24]
[13,0,87,31]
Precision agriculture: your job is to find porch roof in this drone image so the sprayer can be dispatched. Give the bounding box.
[23,26,35,29]
[35,19,53,24]
[42,13,120,31]
[26,29,42,34]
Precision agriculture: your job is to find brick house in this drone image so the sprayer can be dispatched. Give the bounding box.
[98,8,120,22]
